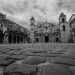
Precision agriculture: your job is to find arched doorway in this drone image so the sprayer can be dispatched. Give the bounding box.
[36,38,39,42]
[56,37,59,42]
[45,35,49,42]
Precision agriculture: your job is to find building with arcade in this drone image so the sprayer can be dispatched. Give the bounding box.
[0,13,29,44]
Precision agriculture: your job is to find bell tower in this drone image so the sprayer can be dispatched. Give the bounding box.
[30,16,35,43]
[59,12,70,43]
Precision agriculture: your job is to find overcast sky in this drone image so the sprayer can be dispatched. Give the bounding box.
[0,0,74,28]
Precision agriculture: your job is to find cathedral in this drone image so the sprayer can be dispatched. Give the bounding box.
[29,12,75,43]
[30,17,60,43]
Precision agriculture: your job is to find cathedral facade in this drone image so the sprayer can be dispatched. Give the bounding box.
[30,17,60,43]
[30,12,75,43]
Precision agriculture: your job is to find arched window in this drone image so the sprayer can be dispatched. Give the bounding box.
[62,25,65,31]
[36,38,39,42]
[56,38,59,42]
[62,18,65,23]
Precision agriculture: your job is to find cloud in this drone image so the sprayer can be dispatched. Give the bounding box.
[0,0,32,14]
[57,0,75,11]
[0,0,75,28]
[57,0,75,19]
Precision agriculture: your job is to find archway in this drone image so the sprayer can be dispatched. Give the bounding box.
[56,38,59,42]
[36,38,39,42]
[45,35,49,42]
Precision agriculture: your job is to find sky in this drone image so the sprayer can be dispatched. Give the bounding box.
[0,0,75,28]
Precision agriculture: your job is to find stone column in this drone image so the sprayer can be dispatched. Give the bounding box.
[16,35,17,44]
[18,35,20,43]
[30,32,35,43]
[19,35,21,43]
[42,33,44,42]
[22,36,24,43]
[3,32,9,44]
[23,36,25,43]
[72,32,75,43]
[48,33,50,42]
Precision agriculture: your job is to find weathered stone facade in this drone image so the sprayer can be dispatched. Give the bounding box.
[59,12,71,43]
[30,13,75,43]
[0,13,29,44]
[30,17,60,43]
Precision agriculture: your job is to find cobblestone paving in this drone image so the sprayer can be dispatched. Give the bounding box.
[0,43,75,75]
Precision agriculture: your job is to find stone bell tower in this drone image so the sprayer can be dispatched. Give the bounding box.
[30,16,35,43]
[59,12,70,43]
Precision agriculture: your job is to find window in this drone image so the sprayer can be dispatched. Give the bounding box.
[62,18,65,23]
[56,32,58,36]
[63,25,65,31]
[36,38,39,42]
[56,38,59,42]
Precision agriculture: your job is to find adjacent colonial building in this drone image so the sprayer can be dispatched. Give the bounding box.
[0,13,29,44]
[69,14,75,43]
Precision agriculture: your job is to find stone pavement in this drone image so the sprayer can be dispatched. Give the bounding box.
[0,43,75,75]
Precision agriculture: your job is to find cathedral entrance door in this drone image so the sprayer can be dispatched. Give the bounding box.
[56,38,59,42]
[45,35,49,43]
